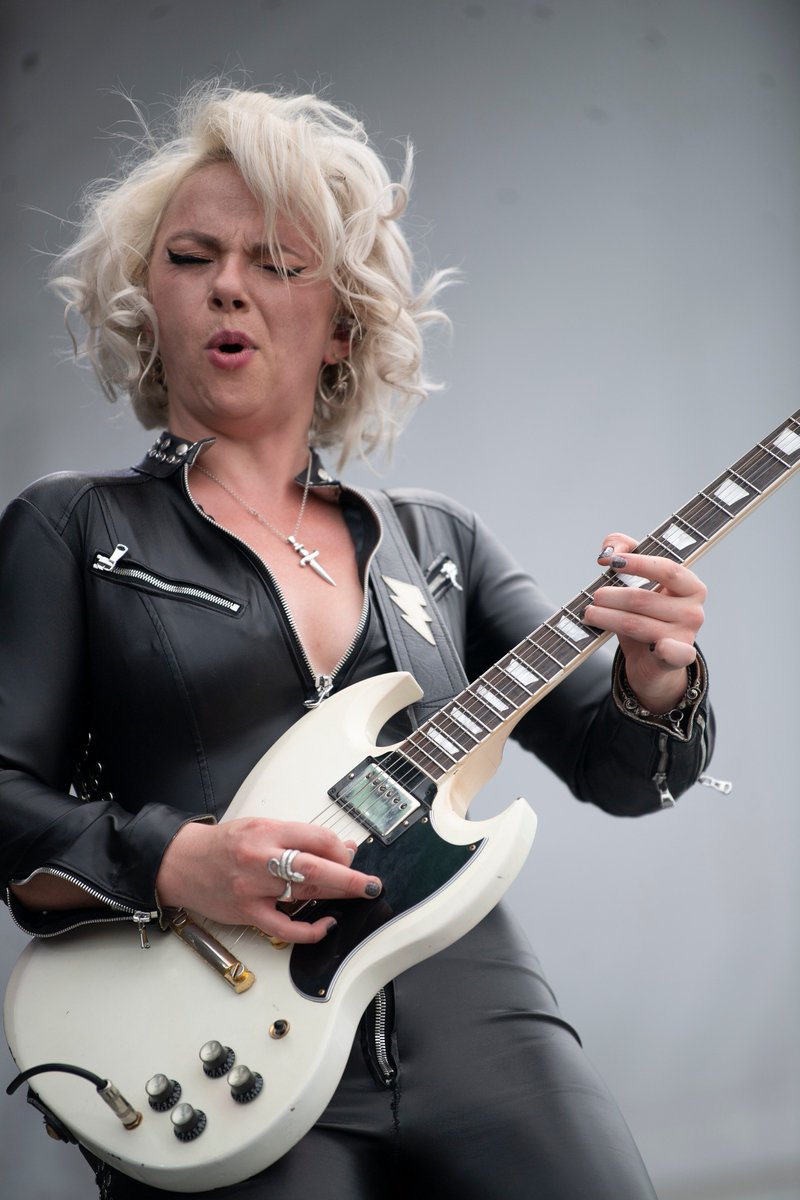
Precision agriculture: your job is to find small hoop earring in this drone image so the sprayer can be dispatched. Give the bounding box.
[151,356,168,393]
[319,358,352,407]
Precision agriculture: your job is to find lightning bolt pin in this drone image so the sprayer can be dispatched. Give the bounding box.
[381,575,436,645]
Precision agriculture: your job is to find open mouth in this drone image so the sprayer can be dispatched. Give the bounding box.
[218,342,245,354]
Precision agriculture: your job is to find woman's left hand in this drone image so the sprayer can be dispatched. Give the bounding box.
[583,533,707,714]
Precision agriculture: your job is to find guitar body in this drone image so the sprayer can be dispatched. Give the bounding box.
[4,672,536,1192]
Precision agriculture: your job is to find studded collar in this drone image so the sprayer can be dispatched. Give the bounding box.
[134,430,339,490]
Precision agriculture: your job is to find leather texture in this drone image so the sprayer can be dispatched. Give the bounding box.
[1,433,712,934]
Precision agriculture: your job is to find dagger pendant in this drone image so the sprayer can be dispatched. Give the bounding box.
[287,536,337,586]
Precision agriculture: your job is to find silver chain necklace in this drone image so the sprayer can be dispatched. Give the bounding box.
[193,455,337,586]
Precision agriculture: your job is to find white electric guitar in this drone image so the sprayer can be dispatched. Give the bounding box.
[4,411,799,1192]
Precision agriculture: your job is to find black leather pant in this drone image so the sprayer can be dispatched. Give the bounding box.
[90,907,657,1199]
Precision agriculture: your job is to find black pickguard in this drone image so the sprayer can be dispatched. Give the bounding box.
[289,819,482,998]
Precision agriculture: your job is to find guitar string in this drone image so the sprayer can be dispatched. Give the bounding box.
[198,429,800,949]
[319,430,800,809]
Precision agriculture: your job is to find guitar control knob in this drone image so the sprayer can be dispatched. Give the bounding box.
[145,1073,182,1112]
[199,1040,235,1078]
[227,1065,263,1104]
[170,1102,207,1141]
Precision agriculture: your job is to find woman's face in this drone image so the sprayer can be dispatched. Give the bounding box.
[147,160,345,443]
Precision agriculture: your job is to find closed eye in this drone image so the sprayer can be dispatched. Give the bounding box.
[259,263,306,278]
[167,250,211,266]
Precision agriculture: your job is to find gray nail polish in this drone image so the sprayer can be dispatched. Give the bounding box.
[365,881,381,898]
[611,556,627,569]
[598,545,614,559]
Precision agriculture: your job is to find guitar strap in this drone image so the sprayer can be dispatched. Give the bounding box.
[364,489,468,729]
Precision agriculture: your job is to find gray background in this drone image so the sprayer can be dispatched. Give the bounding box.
[2,2,798,1197]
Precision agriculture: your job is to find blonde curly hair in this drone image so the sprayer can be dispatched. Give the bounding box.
[50,85,451,462]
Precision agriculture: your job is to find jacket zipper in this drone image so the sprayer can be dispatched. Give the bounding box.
[183,463,383,707]
[7,867,156,946]
[370,985,397,1084]
[92,545,242,614]
[652,731,675,808]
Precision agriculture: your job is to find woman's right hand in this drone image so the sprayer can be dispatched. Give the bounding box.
[156,818,382,944]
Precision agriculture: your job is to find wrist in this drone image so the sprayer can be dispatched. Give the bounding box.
[612,648,707,740]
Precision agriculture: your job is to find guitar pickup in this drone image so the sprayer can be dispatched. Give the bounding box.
[328,755,436,844]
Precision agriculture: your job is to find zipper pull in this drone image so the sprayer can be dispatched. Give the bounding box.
[698,773,733,795]
[652,772,675,808]
[439,559,463,591]
[94,544,129,572]
[133,911,152,949]
[304,674,334,710]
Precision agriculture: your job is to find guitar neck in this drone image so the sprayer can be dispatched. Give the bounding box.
[398,410,800,781]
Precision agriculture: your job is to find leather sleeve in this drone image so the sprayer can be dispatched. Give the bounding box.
[0,496,196,933]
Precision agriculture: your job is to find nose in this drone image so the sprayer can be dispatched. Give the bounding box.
[208,257,249,312]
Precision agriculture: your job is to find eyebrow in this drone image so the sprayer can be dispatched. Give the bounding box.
[166,229,306,259]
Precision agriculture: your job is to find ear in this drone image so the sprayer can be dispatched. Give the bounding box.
[322,317,354,365]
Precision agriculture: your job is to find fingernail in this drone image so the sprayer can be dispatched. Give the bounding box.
[365,881,382,898]
[611,556,627,569]
[325,918,338,933]
[649,642,656,652]
[347,846,356,863]
[598,545,614,560]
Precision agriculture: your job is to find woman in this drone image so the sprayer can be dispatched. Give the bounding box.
[1,87,710,1198]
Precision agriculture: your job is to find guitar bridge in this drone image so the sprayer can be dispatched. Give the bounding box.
[328,755,436,844]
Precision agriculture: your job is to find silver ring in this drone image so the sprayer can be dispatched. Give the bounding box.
[267,848,305,884]
[278,881,293,903]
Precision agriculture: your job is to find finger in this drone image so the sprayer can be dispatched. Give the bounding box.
[583,602,699,649]
[600,552,707,599]
[597,532,639,561]
[649,637,698,670]
[267,821,357,867]
[255,910,339,946]
[588,585,705,631]
[278,852,382,902]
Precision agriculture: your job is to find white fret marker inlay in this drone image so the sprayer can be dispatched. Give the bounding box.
[428,728,459,757]
[450,706,483,737]
[477,685,509,713]
[617,573,649,588]
[714,477,749,506]
[506,658,538,687]
[774,427,800,456]
[663,523,696,551]
[556,615,590,642]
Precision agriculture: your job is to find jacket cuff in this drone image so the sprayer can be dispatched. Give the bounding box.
[612,647,708,742]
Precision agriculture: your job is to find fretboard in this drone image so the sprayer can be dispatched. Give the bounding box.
[399,409,800,781]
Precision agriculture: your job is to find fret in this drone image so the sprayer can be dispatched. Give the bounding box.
[519,637,562,680]
[402,738,445,778]
[485,664,532,708]
[742,450,787,492]
[683,495,730,539]
[641,533,684,562]
[757,440,788,467]
[729,467,762,495]
[500,657,541,691]
[562,597,603,635]
[469,684,510,724]
[670,511,706,541]
[422,724,462,763]
[650,520,699,561]
[428,713,476,754]
[551,611,596,645]
[449,700,490,737]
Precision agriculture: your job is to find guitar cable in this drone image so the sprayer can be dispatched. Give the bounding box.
[7,1062,143,1129]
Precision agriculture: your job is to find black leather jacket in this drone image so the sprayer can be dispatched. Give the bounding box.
[0,433,712,937]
